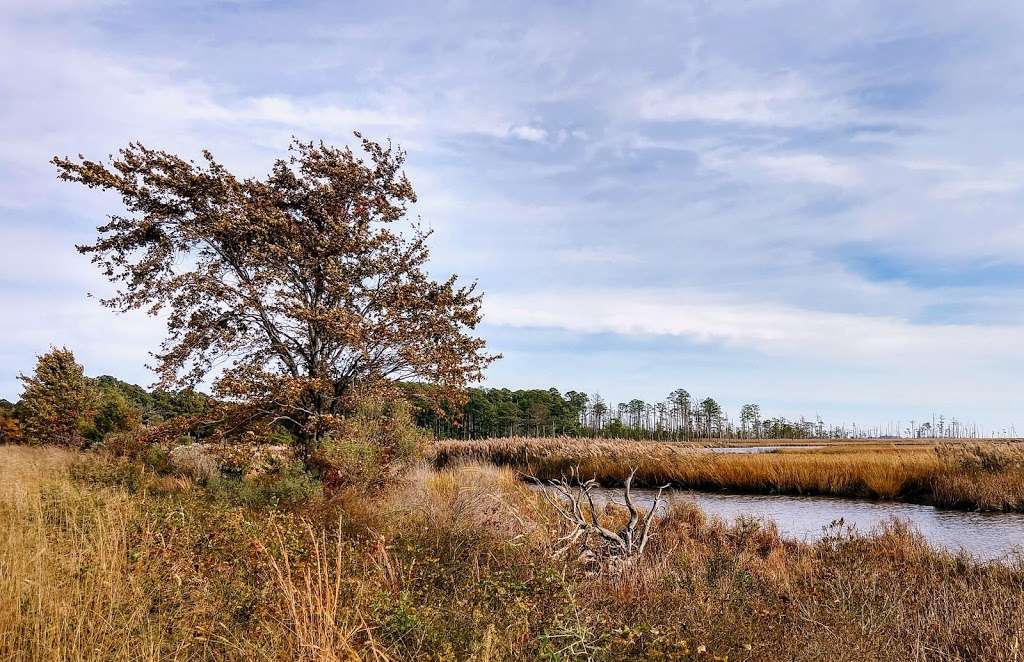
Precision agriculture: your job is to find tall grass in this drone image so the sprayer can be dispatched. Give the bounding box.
[3,444,1024,660]
[0,445,313,660]
[0,447,156,660]
[434,436,1024,510]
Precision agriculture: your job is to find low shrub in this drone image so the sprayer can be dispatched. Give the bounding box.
[205,464,322,510]
[312,397,429,490]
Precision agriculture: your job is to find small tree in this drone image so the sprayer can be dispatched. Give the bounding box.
[54,136,496,461]
[18,347,98,446]
[0,412,22,445]
[739,403,761,439]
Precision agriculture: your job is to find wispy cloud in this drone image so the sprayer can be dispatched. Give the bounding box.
[507,124,549,142]
[751,154,863,188]
[636,78,833,126]
[485,288,1024,364]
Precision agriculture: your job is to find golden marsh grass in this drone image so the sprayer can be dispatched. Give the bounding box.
[434,436,1024,510]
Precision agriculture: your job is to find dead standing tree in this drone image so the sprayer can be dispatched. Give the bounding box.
[540,468,668,564]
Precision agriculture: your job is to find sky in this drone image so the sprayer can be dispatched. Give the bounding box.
[3,1,1024,432]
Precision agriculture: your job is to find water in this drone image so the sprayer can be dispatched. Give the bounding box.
[704,445,823,454]
[569,486,1024,563]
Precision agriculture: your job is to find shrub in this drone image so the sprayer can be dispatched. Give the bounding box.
[168,443,220,481]
[205,464,322,510]
[311,397,429,490]
[0,413,23,444]
[69,453,149,492]
[207,440,295,479]
[84,385,142,444]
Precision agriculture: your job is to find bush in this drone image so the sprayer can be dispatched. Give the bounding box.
[0,413,23,444]
[205,464,322,509]
[84,385,142,444]
[311,397,429,490]
[69,453,149,492]
[207,440,294,478]
[168,443,220,481]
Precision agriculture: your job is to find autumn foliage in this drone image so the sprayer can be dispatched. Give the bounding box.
[54,136,496,459]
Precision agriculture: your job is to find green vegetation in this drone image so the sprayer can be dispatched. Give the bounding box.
[408,384,991,441]
[1,348,210,448]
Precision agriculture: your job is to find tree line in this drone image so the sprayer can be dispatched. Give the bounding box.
[406,385,1001,440]
[0,347,210,447]
[0,350,1003,448]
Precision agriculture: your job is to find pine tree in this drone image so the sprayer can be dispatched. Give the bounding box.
[18,347,97,446]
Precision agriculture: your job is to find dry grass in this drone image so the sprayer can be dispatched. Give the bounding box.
[3,443,1024,660]
[0,445,319,660]
[0,446,155,660]
[434,436,1024,510]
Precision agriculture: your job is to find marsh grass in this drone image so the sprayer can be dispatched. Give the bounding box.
[2,444,1024,660]
[435,436,1024,511]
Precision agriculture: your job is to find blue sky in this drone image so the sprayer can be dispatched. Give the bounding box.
[3,1,1024,431]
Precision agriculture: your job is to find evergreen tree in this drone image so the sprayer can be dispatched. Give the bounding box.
[18,347,97,446]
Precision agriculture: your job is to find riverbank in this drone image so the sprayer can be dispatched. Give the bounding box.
[434,436,1024,511]
[3,444,1023,660]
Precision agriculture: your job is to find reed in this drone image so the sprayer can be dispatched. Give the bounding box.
[434,436,1024,510]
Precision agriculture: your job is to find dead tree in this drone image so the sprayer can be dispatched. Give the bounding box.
[539,467,668,561]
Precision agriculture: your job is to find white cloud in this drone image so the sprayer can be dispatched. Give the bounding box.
[237,96,422,133]
[551,247,639,265]
[633,75,852,127]
[485,288,1024,365]
[931,177,1021,200]
[507,124,548,142]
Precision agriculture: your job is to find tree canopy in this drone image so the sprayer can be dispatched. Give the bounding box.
[54,136,496,456]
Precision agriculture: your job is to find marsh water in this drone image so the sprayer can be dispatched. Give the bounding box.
[704,445,823,454]
[567,486,1024,563]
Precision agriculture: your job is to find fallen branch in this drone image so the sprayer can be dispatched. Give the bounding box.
[538,466,668,562]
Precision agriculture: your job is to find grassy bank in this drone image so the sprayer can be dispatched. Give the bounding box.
[2,444,1024,660]
[433,436,1024,511]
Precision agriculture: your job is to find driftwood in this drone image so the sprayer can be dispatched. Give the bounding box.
[539,467,667,561]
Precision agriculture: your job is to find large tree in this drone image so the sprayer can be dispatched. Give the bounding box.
[54,136,496,458]
[698,397,722,438]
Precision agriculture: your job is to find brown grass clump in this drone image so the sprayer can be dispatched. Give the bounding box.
[435,436,1024,511]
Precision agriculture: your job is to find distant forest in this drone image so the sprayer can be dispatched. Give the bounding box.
[404,385,993,440]
[0,374,996,444]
